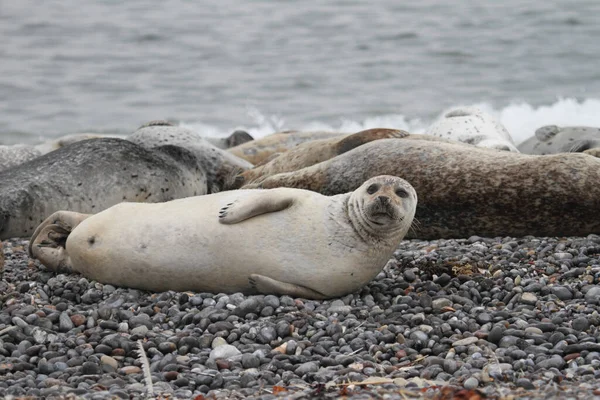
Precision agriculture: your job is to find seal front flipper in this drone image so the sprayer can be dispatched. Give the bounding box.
[218,192,294,224]
[248,274,327,300]
[28,211,91,272]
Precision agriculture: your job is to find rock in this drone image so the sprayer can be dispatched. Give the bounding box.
[295,361,319,376]
[516,378,535,390]
[464,377,479,389]
[585,287,600,304]
[521,293,538,305]
[209,345,241,361]
[101,355,118,370]
[59,312,74,332]
[452,337,478,347]
[432,298,452,311]
[572,317,590,332]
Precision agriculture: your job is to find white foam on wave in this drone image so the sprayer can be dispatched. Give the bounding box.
[180,98,600,146]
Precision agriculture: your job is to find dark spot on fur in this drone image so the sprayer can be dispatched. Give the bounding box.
[88,236,96,245]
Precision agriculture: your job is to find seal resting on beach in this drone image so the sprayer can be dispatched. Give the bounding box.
[127,121,253,192]
[243,139,600,239]
[29,176,417,298]
[426,107,519,152]
[0,133,119,172]
[518,125,600,155]
[0,138,207,239]
[230,128,411,188]
[227,130,345,165]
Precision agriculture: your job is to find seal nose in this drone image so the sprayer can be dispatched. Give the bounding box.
[377,195,390,205]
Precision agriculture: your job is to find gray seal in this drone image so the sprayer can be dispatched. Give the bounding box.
[0,138,207,239]
[127,121,253,192]
[518,125,600,155]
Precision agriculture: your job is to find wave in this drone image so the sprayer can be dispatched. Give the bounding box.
[180,98,600,146]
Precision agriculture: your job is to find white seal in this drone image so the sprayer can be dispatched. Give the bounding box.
[29,175,417,299]
[426,107,518,152]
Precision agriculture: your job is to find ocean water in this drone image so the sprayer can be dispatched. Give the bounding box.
[2,0,600,145]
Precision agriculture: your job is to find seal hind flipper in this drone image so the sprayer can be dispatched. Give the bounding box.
[248,274,327,299]
[29,211,91,271]
[218,192,294,224]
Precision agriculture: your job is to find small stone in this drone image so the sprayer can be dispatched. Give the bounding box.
[235,298,261,316]
[101,355,118,370]
[521,293,537,305]
[487,326,505,344]
[70,314,86,327]
[452,337,478,347]
[295,361,319,376]
[432,298,452,311]
[241,354,260,369]
[585,287,600,304]
[550,286,573,300]
[59,312,74,332]
[82,362,100,375]
[572,317,590,332]
[464,377,479,389]
[212,337,228,348]
[131,325,149,336]
[516,378,535,390]
[120,366,142,375]
[209,345,241,360]
[524,327,543,335]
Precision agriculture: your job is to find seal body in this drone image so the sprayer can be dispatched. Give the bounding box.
[518,125,600,155]
[204,130,255,149]
[127,123,253,192]
[0,138,207,239]
[245,139,600,239]
[30,176,416,298]
[426,107,519,152]
[228,130,345,165]
[0,133,119,172]
[231,129,410,189]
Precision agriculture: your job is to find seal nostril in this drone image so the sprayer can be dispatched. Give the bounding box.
[377,195,390,204]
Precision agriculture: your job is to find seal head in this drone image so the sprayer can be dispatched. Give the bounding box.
[347,175,416,243]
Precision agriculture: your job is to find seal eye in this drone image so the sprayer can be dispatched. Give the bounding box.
[366,184,379,195]
[395,188,409,198]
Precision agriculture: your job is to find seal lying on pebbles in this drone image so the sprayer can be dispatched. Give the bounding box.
[0,133,118,172]
[518,125,600,155]
[230,128,410,189]
[127,121,253,192]
[228,130,345,165]
[0,138,207,239]
[243,139,600,239]
[426,107,519,152]
[29,176,417,298]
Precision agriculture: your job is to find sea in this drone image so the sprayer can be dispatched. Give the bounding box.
[2,0,600,145]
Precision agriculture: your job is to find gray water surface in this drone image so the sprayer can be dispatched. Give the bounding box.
[1,0,599,142]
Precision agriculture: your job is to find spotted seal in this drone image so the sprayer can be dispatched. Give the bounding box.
[29,176,417,299]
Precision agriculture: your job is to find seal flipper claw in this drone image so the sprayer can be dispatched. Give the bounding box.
[218,193,294,224]
[249,274,327,299]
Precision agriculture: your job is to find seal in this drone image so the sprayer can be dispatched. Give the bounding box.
[29,176,417,298]
[230,128,410,189]
[243,138,600,239]
[227,130,345,165]
[0,138,207,239]
[127,121,253,192]
[0,133,119,172]
[518,125,600,155]
[231,131,461,189]
[204,130,255,149]
[426,107,519,152]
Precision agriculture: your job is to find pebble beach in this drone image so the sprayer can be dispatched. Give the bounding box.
[2,234,600,399]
